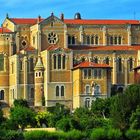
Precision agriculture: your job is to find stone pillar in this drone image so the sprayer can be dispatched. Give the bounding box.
[102,26,107,46]
[15,55,19,99]
[37,25,41,52]
[24,56,28,100]
[127,25,131,46]
[64,25,68,48]
[124,58,128,86]
[16,32,20,52]
[112,52,117,84]
[79,26,84,44]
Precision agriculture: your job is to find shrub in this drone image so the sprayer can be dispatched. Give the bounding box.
[90,128,107,140]
[0,130,24,140]
[107,129,122,140]
[126,129,140,140]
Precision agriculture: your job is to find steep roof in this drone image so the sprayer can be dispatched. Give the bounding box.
[73,61,112,70]
[9,18,44,25]
[0,27,12,33]
[64,19,140,25]
[69,45,140,51]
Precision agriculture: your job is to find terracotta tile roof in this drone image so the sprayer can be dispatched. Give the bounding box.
[64,19,140,25]
[73,61,112,70]
[69,45,140,51]
[0,27,12,33]
[133,65,140,70]
[46,45,70,51]
[23,46,35,51]
[9,18,44,25]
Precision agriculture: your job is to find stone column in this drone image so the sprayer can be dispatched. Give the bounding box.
[15,55,19,99]
[24,56,28,100]
[124,58,128,86]
[37,25,41,52]
[127,25,131,46]
[102,26,107,46]
[79,26,84,44]
[16,32,20,52]
[112,52,117,84]
[64,25,68,48]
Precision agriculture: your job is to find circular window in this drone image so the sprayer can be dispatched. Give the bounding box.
[48,32,58,44]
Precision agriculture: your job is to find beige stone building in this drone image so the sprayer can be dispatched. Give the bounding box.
[0,13,140,109]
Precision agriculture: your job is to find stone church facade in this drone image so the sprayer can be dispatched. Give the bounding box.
[0,13,140,109]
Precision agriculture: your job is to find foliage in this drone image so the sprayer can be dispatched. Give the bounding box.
[91,98,111,118]
[24,130,85,140]
[130,106,140,129]
[125,129,140,140]
[0,108,4,125]
[0,129,24,140]
[111,84,140,131]
[90,128,122,140]
[35,111,53,127]
[10,106,36,130]
[14,99,29,108]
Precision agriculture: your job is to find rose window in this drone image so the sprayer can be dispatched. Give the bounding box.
[48,32,58,44]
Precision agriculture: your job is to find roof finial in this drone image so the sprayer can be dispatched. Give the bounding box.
[51,12,54,16]
[37,15,41,23]
[6,13,9,19]
[60,13,64,21]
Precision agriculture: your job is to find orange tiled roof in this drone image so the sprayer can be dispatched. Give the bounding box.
[73,61,112,70]
[46,45,70,51]
[23,46,35,51]
[69,45,140,51]
[9,18,44,25]
[64,19,140,25]
[0,27,12,33]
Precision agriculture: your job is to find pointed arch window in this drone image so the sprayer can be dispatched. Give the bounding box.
[93,57,98,63]
[91,36,94,44]
[58,54,61,69]
[86,36,90,44]
[118,36,122,44]
[61,86,64,96]
[104,57,110,65]
[95,36,99,45]
[118,58,122,72]
[85,85,90,95]
[53,55,57,69]
[0,54,4,71]
[30,88,34,99]
[62,55,65,69]
[110,36,113,45]
[128,57,133,71]
[0,90,4,100]
[56,86,59,96]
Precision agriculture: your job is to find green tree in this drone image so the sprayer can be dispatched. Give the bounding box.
[130,106,140,129]
[10,106,36,130]
[14,99,29,108]
[91,98,111,118]
[35,111,53,127]
[111,84,140,131]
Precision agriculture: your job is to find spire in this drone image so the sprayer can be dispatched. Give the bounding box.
[6,13,9,19]
[34,55,44,70]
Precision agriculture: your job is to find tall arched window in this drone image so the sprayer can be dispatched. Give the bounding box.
[104,57,110,65]
[0,90,4,100]
[0,54,4,71]
[30,88,34,99]
[72,36,75,44]
[56,86,59,96]
[93,57,98,63]
[94,85,101,95]
[62,55,65,69]
[58,54,61,69]
[86,36,90,44]
[95,36,99,45]
[118,36,122,44]
[128,57,133,71]
[114,36,118,44]
[110,36,113,45]
[53,55,57,69]
[118,58,122,72]
[30,58,34,72]
[61,86,64,96]
[68,35,71,44]
[91,36,94,44]
[85,85,90,94]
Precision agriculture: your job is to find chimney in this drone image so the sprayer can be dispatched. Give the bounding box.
[60,13,64,21]
[37,15,41,23]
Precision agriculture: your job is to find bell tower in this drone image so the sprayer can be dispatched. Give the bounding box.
[34,55,44,106]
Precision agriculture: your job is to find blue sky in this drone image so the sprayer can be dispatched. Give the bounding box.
[0,0,140,23]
